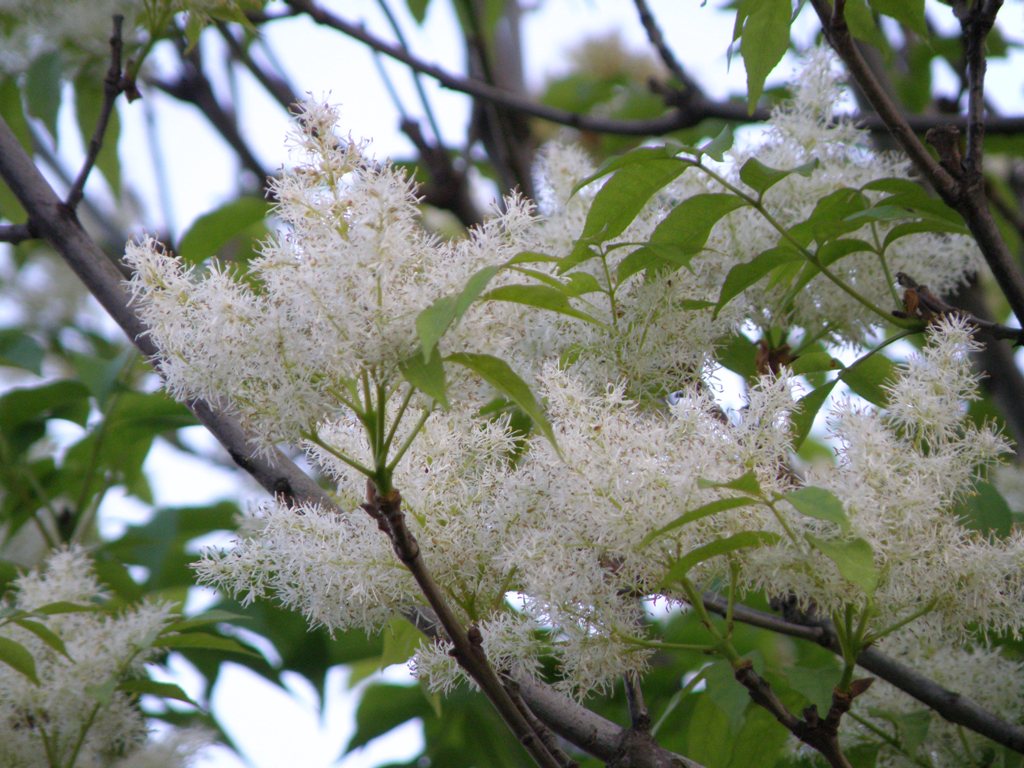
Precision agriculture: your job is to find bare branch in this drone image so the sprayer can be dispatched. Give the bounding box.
[513,673,704,768]
[632,0,695,92]
[959,0,1003,182]
[66,15,132,211]
[0,222,35,243]
[145,36,270,187]
[0,115,328,511]
[216,22,298,111]
[893,271,1024,344]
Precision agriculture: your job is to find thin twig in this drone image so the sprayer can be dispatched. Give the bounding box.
[960,0,1003,182]
[66,15,128,210]
[703,595,1024,754]
[632,0,695,91]
[893,271,1024,344]
[145,34,269,186]
[285,0,1024,141]
[362,484,562,768]
[0,223,35,243]
[216,22,298,111]
[809,0,1024,337]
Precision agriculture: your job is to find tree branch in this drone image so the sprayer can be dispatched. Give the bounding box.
[66,15,132,211]
[810,0,1024,336]
[145,36,270,187]
[632,0,695,92]
[0,115,325,509]
[361,483,563,768]
[703,595,1024,754]
[959,0,1002,182]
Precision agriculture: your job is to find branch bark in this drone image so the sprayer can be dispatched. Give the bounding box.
[810,0,1024,329]
[703,595,1024,754]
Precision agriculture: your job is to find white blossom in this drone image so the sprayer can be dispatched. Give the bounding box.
[0,549,199,768]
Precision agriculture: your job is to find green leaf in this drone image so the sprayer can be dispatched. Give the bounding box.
[843,0,890,52]
[0,78,30,219]
[698,470,762,496]
[25,51,63,137]
[572,144,681,193]
[699,125,734,161]
[647,192,747,254]
[119,678,198,706]
[861,178,964,224]
[882,219,968,251]
[347,683,432,752]
[483,284,599,324]
[788,187,870,246]
[641,497,757,547]
[739,158,817,197]
[407,0,431,22]
[567,157,687,265]
[738,0,792,113]
[715,246,803,315]
[447,353,558,452]
[155,631,260,657]
[166,609,248,633]
[68,346,134,407]
[806,534,879,595]
[785,487,850,533]
[790,380,837,449]
[0,329,44,374]
[839,353,895,408]
[12,618,70,659]
[29,600,97,616]
[400,347,449,407]
[665,530,781,583]
[790,351,842,375]
[954,480,1015,538]
[0,380,91,456]
[178,197,270,266]
[718,333,759,379]
[379,616,424,668]
[416,265,501,357]
[0,636,39,684]
[870,0,927,37]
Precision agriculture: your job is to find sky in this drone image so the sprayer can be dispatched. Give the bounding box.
[57,1,1024,766]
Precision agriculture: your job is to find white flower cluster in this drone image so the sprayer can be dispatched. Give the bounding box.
[0,549,207,768]
[748,316,1018,636]
[136,55,1016,707]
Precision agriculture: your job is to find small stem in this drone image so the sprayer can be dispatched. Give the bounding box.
[303,431,376,478]
[385,406,431,473]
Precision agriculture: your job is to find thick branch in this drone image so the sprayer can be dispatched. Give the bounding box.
[0,115,325,509]
[513,673,703,768]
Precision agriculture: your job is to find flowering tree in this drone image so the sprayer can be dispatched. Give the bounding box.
[2,2,1024,767]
